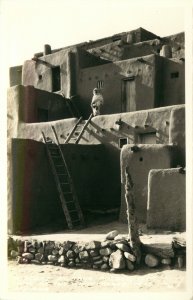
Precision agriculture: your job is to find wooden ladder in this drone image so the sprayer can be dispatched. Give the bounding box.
[42,128,85,230]
[64,113,93,144]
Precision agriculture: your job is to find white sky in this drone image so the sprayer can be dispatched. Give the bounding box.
[0,0,187,67]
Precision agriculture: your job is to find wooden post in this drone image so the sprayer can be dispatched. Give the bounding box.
[125,167,141,264]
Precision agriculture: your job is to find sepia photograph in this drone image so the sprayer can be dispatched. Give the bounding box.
[1,0,193,299]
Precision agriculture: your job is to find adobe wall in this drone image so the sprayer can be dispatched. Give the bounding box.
[84,106,183,147]
[9,66,22,87]
[19,85,72,123]
[8,87,185,160]
[22,49,73,97]
[77,48,110,68]
[9,139,65,234]
[169,106,185,166]
[77,55,157,118]
[8,139,119,234]
[163,32,184,59]
[147,168,185,231]
[60,144,120,210]
[89,39,162,62]
[7,85,77,140]
[119,145,177,223]
[162,58,185,106]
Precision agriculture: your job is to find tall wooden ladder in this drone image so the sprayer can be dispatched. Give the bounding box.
[64,113,93,144]
[42,128,85,230]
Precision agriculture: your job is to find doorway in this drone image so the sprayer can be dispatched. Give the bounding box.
[121,77,136,112]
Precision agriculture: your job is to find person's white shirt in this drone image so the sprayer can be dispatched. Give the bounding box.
[91,88,104,106]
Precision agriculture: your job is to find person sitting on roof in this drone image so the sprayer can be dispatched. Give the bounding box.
[91,88,104,116]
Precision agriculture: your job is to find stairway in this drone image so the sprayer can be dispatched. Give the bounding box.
[42,128,85,230]
[65,113,93,144]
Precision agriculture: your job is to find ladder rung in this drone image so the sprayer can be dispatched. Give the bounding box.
[69,210,78,213]
[66,201,75,204]
[60,182,69,185]
[63,192,73,194]
[56,164,65,167]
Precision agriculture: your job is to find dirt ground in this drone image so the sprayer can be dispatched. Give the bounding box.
[7,260,186,293]
[6,221,187,293]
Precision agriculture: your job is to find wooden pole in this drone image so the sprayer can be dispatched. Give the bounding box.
[125,167,141,264]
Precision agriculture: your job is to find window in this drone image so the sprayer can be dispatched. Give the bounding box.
[37,108,48,122]
[52,66,61,92]
[119,138,128,148]
[171,72,179,79]
[97,80,104,89]
[138,132,157,144]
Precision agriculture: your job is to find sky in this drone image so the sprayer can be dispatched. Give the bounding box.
[0,0,187,67]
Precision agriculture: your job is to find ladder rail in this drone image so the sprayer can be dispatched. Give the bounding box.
[51,126,85,226]
[75,113,93,144]
[42,131,74,229]
[64,117,83,144]
[51,126,72,180]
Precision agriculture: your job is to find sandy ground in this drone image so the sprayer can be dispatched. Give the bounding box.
[7,260,186,293]
[6,221,186,293]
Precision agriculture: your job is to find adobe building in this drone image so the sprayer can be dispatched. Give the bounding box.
[7,27,185,234]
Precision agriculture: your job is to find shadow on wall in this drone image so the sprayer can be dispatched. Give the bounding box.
[61,144,121,211]
[9,139,121,234]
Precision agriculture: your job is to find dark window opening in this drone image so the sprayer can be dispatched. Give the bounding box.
[37,108,48,122]
[119,138,128,148]
[38,74,42,80]
[139,157,143,162]
[97,80,104,89]
[138,132,157,144]
[52,66,61,92]
[171,72,179,79]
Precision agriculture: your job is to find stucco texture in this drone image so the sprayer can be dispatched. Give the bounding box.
[7,85,79,142]
[77,54,157,118]
[9,65,22,87]
[169,106,185,166]
[147,168,185,231]
[22,49,72,97]
[9,139,65,234]
[85,106,185,149]
[119,144,176,224]
[8,139,120,234]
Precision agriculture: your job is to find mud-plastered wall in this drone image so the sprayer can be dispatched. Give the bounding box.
[7,85,78,141]
[119,144,176,223]
[169,106,185,166]
[9,139,65,234]
[8,140,119,234]
[77,55,157,118]
[162,58,185,106]
[147,168,185,231]
[9,65,22,87]
[22,49,73,98]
